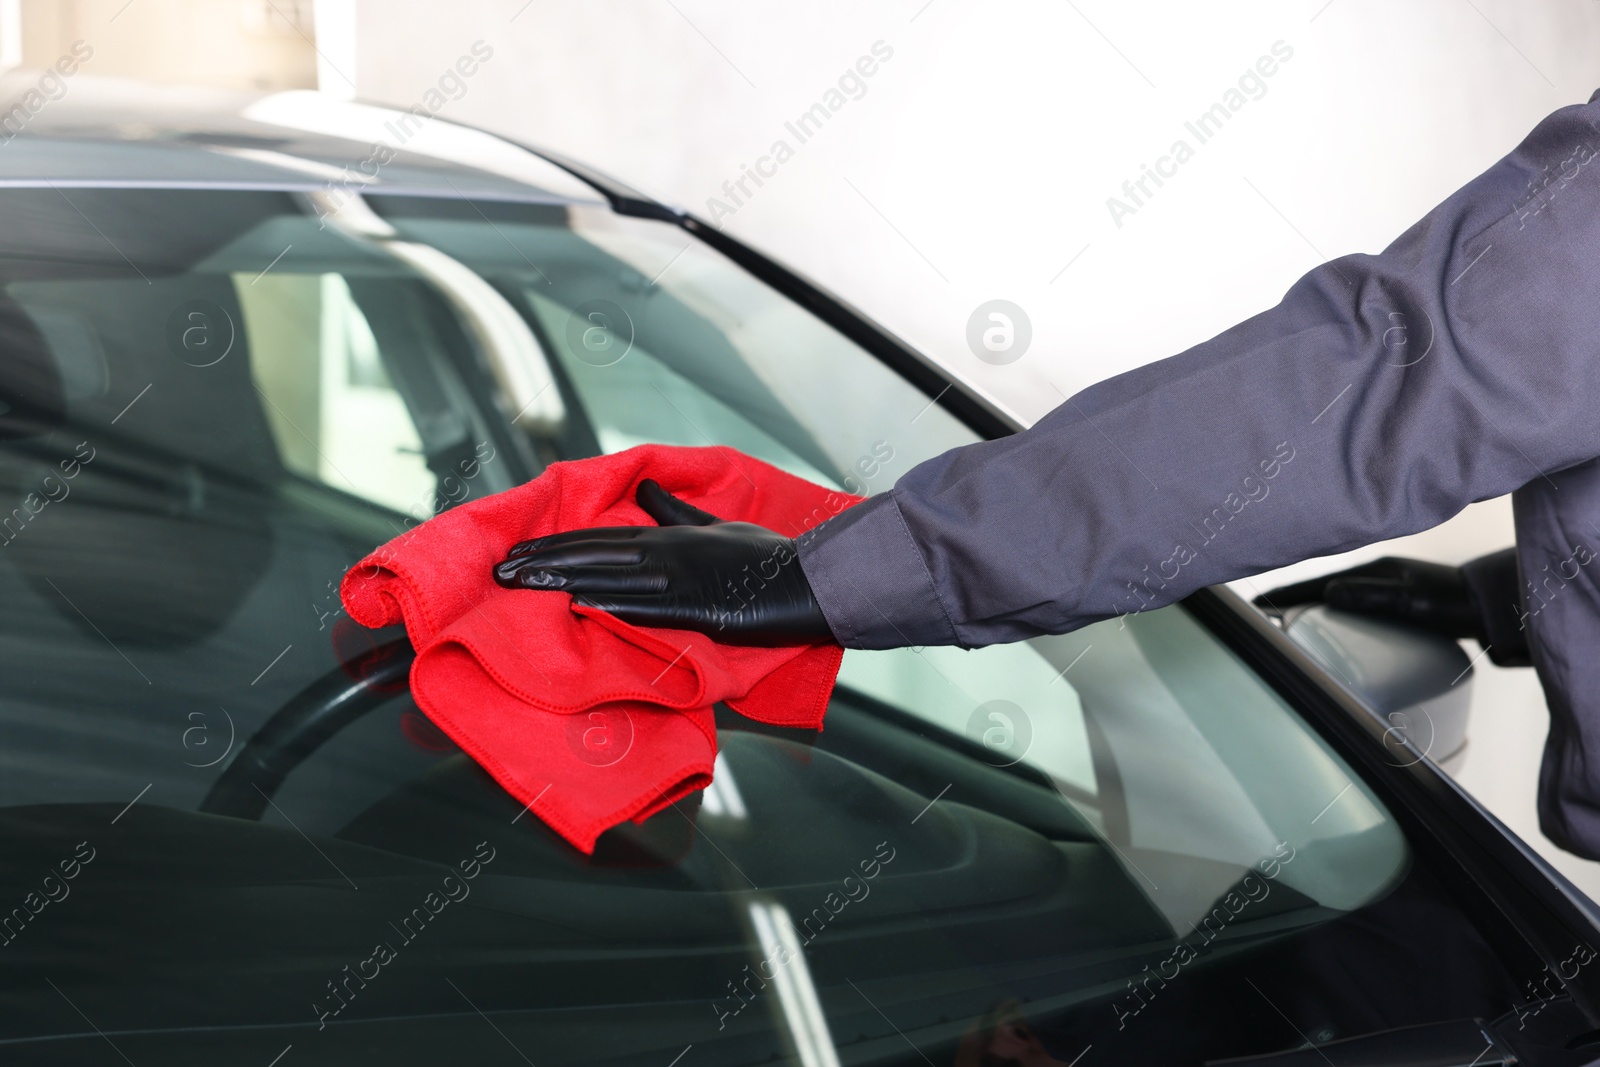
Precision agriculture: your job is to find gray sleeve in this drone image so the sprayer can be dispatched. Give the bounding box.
[799,89,1600,651]
[1512,461,1600,857]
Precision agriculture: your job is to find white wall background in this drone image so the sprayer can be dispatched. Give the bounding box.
[352,0,1600,424]
[349,1,1600,892]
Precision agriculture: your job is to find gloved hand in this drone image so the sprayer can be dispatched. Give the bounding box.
[1254,549,1531,666]
[493,478,835,647]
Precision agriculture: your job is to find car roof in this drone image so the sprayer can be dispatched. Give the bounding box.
[0,72,610,207]
[0,71,1026,437]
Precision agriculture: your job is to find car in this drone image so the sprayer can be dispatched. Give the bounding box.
[0,74,1598,1067]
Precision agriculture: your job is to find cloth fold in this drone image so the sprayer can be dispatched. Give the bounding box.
[340,444,858,853]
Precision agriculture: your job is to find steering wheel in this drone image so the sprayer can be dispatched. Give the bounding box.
[200,638,416,819]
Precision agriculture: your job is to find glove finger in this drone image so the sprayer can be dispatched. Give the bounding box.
[501,539,648,569]
[571,592,707,632]
[505,563,669,594]
[1252,558,1414,609]
[636,478,722,527]
[1325,577,1409,620]
[1329,575,1480,639]
[1252,575,1332,610]
[505,526,645,559]
[495,546,649,588]
[1332,557,1415,582]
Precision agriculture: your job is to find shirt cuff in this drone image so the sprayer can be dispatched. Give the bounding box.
[797,490,961,650]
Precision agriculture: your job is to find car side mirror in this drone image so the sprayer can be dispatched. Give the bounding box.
[1275,603,1473,772]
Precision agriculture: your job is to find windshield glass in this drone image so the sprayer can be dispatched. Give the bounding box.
[0,187,1528,1064]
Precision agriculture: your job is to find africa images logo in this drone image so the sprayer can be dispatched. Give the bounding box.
[966,300,1032,366]
[566,709,634,767]
[967,699,1032,767]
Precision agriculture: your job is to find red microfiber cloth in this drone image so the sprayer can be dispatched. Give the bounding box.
[340,444,860,853]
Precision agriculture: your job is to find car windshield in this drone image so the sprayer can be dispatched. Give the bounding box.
[0,187,1529,1064]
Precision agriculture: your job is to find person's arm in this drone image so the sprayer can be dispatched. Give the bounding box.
[1512,459,1600,856]
[799,90,1600,650]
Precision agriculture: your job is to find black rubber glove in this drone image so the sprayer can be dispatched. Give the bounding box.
[1254,549,1531,667]
[493,478,835,647]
